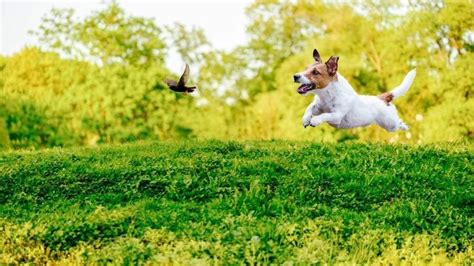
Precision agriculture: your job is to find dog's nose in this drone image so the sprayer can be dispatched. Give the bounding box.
[293,74,300,82]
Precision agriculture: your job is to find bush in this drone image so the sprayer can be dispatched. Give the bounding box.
[0,117,10,149]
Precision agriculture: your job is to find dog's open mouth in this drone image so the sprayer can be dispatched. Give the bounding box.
[297,84,315,94]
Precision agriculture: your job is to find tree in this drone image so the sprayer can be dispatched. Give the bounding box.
[164,22,211,65]
[31,2,166,67]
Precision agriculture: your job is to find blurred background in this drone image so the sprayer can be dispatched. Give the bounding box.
[0,0,472,149]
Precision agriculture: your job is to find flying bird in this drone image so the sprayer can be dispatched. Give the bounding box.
[165,63,197,94]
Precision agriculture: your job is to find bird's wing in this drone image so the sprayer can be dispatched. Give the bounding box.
[165,79,178,87]
[177,63,190,87]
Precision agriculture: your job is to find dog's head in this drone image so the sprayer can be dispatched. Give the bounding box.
[293,49,339,95]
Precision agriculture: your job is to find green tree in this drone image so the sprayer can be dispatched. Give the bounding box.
[31,2,166,67]
[164,22,211,65]
[0,2,198,148]
[1,0,472,147]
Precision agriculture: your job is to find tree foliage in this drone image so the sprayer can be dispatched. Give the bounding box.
[0,0,472,149]
[30,2,165,67]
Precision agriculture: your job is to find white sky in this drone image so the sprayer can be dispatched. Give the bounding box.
[0,0,252,72]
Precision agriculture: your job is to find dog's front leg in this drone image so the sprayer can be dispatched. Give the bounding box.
[303,100,321,128]
[310,112,344,127]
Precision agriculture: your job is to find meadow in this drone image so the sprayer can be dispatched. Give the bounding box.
[0,2,472,263]
[1,141,472,264]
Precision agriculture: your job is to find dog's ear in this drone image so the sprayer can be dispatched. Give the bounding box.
[325,56,339,76]
[313,49,322,63]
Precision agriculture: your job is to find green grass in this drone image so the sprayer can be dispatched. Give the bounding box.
[0,141,473,264]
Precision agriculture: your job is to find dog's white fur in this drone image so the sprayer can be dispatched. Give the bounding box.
[298,69,416,131]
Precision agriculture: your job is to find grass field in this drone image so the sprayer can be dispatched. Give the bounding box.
[0,141,472,264]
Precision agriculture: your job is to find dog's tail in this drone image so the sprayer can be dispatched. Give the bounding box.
[391,69,416,100]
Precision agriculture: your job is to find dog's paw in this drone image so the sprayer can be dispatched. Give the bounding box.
[302,115,312,128]
[309,117,322,127]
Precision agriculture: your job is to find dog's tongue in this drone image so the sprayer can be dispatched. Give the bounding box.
[297,84,312,94]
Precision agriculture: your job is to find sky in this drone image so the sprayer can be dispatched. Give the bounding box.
[0,0,253,72]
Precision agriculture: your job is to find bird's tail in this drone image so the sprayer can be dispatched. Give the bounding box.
[391,69,416,100]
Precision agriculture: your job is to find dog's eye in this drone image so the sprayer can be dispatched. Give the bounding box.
[312,69,320,75]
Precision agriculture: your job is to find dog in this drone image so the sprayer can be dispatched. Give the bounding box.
[293,49,416,132]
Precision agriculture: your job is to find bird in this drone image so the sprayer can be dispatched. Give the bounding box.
[165,63,197,94]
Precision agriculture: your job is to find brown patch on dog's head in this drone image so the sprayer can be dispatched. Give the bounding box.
[301,50,339,89]
[294,49,341,94]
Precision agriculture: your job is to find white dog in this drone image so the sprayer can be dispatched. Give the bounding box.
[293,49,416,132]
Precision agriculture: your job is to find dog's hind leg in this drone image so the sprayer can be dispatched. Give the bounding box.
[377,120,398,132]
[398,120,409,131]
[380,119,409,132]
[378,116,409,132]
[376,105,406,132]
